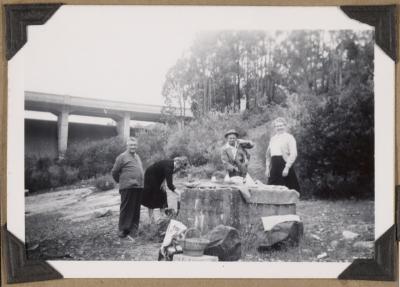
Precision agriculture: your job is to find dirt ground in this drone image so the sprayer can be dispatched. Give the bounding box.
[25,186,374,262]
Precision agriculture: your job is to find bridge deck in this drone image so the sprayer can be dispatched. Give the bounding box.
[25,91,192,122]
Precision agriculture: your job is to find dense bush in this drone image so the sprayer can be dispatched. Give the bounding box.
[25,137,124,192]
[136,124,171,169]
[165,113,250,169]
[187,163,219,179]
[25,156,79,192]
[94,174,115,191]
[294,89,374,198]
[65,137,125,179]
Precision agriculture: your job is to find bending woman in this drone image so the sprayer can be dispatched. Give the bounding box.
[265,118,300,192]
[142,157,188,223]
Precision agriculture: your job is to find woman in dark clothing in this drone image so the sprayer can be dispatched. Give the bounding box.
[142,157,188,223]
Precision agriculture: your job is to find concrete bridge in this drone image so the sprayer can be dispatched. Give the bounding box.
[25,91,192,156]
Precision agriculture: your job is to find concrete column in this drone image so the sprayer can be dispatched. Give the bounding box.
[57,107,69,158]
[116,112,131,143]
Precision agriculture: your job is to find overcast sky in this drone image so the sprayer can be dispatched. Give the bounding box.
[24,6,200,106]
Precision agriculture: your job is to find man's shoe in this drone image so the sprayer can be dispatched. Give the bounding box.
[129,230,138,238]
[118,230,128,238]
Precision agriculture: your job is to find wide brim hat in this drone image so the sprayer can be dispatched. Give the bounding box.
[224,129,239,138]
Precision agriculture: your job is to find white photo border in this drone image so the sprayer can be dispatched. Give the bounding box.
[7,5,395,279]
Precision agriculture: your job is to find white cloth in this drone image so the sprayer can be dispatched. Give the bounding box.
[244,173,257,186]
[261,215,301,231]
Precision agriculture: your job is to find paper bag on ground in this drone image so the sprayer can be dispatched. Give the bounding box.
[161,219,187,250]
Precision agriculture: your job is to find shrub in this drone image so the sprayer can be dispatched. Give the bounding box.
[187,163,221,179]
[25,156,80,192]
[65,137,125,179]
[48,164,64,188]
[25,156,52,191]
[94,174,115,191]
[165,113,251,169]
[63,166,80,185]
[136,124,172,168]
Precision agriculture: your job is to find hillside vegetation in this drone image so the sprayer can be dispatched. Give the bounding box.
[25,30,374,199]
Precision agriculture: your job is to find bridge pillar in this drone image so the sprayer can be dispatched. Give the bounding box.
[116,112,131,143]
[57,107,69,158]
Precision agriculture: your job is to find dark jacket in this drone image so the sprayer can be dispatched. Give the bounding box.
[221,139,254,177]
[142,160,175,209]
[144,160,175,192]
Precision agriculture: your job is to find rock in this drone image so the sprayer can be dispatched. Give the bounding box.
[94,209,112,218]
[27,243,40,251]
[204,225,241,261]
[317,252,328,259]
[302,249,312,255]
[126,235,136,242]
[178,186,297,233]
[353,241,374,250]
[310,234,322,241]
[259,220,304,249]
[330,240,339,249]
[342,230,359,240]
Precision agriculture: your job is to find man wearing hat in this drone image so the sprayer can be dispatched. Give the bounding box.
[221,129,254,178]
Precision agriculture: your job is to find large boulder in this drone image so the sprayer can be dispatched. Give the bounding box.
[204,225,241,261]
[178,183,298,233]
[258,216,304,249]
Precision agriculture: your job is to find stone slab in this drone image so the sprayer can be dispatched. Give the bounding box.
[246,186,299,204]
[173,254,219,261]
[178,184,297,234]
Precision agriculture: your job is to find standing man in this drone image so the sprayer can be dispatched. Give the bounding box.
[111,137,144,238]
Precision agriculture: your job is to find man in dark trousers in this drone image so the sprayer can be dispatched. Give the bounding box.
[111,137,144,238]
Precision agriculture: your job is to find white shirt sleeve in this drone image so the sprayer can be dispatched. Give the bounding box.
[285,134,298,169]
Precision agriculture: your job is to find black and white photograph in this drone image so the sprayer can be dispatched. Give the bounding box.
[6,5,395,278]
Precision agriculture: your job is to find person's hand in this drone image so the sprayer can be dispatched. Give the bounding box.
[174,190,181,200]
[282,167,289,177]
[130,179,139,186]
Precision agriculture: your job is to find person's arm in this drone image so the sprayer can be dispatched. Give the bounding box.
[136,154,144,172]
[243,148,251,162]
[111,155,122,183]
[265,145,271,178]
[135,154,144,186]
[221,147,236,172]
[165,162,176,191]
[285,134,298,169]
[238,139,254,149]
